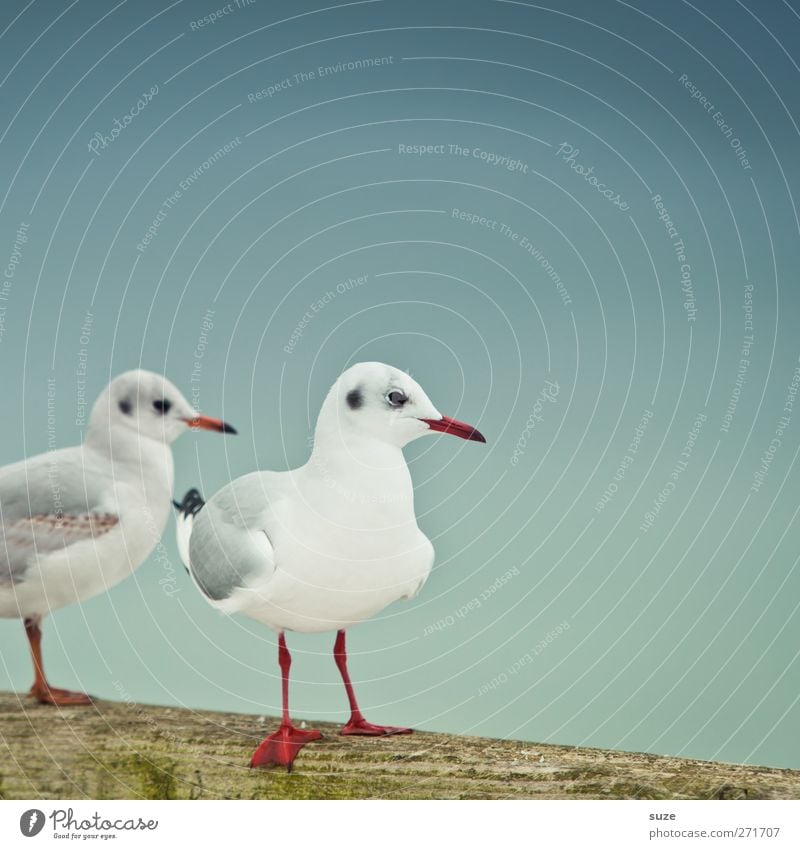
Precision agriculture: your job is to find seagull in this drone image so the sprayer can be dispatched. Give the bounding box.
[175,361,486,770]
[0,370,235,706]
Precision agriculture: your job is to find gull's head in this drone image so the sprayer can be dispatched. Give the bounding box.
[89,369,237,445]
[320,361,486,449]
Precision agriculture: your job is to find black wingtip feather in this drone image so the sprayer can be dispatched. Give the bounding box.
[175,488,205,517]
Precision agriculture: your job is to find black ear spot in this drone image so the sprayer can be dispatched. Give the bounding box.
[118,399,132,415]
[346,388,363,410]
[153,399,172,415]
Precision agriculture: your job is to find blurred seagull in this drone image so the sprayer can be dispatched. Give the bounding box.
[0,370,235,705]
[175,361,486,770]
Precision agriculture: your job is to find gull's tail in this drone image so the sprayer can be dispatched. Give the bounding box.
[173,488,205,571]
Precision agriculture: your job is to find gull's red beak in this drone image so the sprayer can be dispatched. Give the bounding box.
[182,415,237,435]
[421,415,486,443]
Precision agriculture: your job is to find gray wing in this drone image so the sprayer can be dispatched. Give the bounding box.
[0,446,119,585]
[188,472,277,602]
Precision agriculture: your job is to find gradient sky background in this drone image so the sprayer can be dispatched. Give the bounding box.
[1,0,800,770]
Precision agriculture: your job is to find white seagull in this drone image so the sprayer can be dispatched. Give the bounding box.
[0,370,235,705]
[175,361,486,770]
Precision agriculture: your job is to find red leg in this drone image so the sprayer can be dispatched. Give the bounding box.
[25,617,92,706]
[334,630,412,736]
[250,632,321,771]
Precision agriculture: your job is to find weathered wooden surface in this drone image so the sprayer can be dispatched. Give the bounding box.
[0,692,798,800]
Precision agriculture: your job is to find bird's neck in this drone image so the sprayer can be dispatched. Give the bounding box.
[85,424,175,496]
[309,424,406,469]
[306,428,414,510]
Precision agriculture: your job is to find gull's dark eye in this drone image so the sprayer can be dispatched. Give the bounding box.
[153,399,172,415]
[386,390,408,407]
